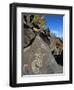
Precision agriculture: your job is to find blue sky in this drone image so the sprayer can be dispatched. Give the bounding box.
[44,15,63,38]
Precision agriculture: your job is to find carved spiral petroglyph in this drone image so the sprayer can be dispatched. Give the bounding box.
[31,48,43,74]
[31,59,42,73]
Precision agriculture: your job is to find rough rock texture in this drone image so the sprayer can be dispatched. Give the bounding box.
[22,35,63,75]
[23,29,36,48]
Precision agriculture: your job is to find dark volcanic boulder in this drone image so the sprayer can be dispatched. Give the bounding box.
[22,35,63,75]
[54,51,63,66]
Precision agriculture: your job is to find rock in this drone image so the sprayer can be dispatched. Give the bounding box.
[22,35,63,75]
[39,31,63,56]
[23,29,36,48]
[54,50,63,66]
[49,37,63,55]
[23,14,34,28]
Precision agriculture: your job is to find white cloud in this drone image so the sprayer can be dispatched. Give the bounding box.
[51,29,63,38]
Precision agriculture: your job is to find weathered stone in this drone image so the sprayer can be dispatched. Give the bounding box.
[23,29,36,48]
[22,35,63,75]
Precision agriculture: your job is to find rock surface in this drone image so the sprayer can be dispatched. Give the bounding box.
[22,35,63,75]
[23,29,36,48]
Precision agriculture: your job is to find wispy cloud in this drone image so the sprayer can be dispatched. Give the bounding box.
[51,29,63,38]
